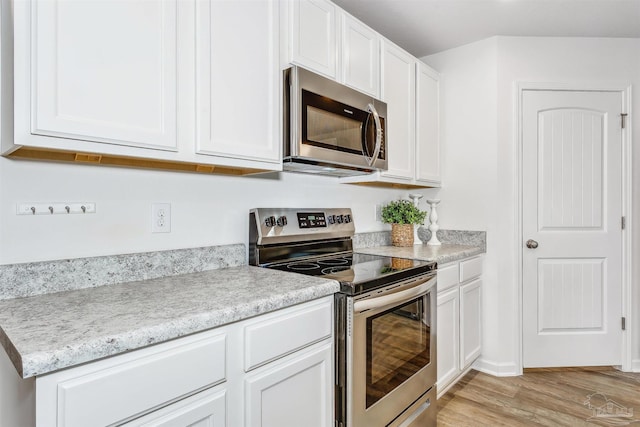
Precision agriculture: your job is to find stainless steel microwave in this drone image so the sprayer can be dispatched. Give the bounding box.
[283,66,387,177]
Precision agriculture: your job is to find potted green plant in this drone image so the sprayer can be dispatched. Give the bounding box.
[381,199,428,246]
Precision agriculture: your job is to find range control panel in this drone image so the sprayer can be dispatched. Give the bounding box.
[250,208,355,244]
[297,212,327,228]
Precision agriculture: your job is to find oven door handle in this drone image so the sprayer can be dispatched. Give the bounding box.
[353,276,435,313]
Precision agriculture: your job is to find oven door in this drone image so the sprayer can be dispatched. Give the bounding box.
[347,274,437,427]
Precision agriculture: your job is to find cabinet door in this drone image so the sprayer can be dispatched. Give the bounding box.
[436,286,460,391]
[123,387,226,427]
[381,41,415,180]
[36,331,227,427]
[195,0,280,163]
[460,279,482,369]
[30,0,177,150]
[340,13,379,97]
[245,343,333,427]
[415,63,441,185]
[291,0,337,79]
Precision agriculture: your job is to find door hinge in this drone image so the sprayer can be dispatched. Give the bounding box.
[622,317,626,331]
[621,113,628,129]
[622,216,626,230]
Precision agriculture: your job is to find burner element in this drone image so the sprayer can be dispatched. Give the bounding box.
[317,257,350,266]
[287,263,320,271]
[321,266,351,275]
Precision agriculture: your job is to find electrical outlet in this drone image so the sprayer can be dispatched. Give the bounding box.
[151,203,171,233]
[375,204,383,222]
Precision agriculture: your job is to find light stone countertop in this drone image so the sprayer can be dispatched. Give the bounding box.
[0,266,339,379]
[355,243,485,265]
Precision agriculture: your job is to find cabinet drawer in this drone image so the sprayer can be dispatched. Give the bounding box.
[460,256,483,282]
[123,386,226,427]
[39,332,226,427]
[244,298,332,371]
[437,263,459,292]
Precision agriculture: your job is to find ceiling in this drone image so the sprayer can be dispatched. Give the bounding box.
[331,0,640,57]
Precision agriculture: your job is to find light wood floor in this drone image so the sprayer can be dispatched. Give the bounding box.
[438,367,640,426]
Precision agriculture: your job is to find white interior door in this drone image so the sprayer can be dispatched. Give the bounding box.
[522,90,623,367]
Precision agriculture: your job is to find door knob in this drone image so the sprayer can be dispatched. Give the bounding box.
[526,239,539,249]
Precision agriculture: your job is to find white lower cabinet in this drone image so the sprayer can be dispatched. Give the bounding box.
[436,256,483,397]
[123,387,226,427]
[35,296,333,427]
[436,286,460,390]
[245,343,333,427]
[460,278,482,368]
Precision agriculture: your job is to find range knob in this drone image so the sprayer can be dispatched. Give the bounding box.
[344,214,352,223]
[327,215,336,225]
[276,216,288,227]
[336,215,344,224]
[264,216,276,227]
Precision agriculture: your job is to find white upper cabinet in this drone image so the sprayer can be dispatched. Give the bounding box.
[5,0,282,175]
[27,0,178,151]
[340,14,380,98]
[284,1,380,97]
[284,1,442,188]
[290,0,337,79]
[381,41,416,180]
[195,0,280,163]
[416,62,441,186]
[341,45,441,188]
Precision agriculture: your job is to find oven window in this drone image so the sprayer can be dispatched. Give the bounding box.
[365,295,431,408]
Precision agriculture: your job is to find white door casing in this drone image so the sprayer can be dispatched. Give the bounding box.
[522,89,624,367]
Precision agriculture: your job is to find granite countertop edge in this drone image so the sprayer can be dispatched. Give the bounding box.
[0,266,340,379]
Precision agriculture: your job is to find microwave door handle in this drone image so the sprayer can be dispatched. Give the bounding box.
[353,276,435,313]
[366,103,383,167]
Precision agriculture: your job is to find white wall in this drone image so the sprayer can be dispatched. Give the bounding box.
[421,38,506,373]
[424,36,640,374]
[0,157,439,264]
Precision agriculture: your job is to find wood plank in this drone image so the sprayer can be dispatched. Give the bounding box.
[439,368,640,426]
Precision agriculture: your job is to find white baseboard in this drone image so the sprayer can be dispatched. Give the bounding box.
[631,359,640,372]
[472,358,520,377]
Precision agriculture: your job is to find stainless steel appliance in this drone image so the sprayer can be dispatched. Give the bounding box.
[249,208,437,427]
[283,66,388,177]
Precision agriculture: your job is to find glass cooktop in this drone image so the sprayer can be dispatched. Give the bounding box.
[267,252,436,295]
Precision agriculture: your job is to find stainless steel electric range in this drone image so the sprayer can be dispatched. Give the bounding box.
[249,208,437,427]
